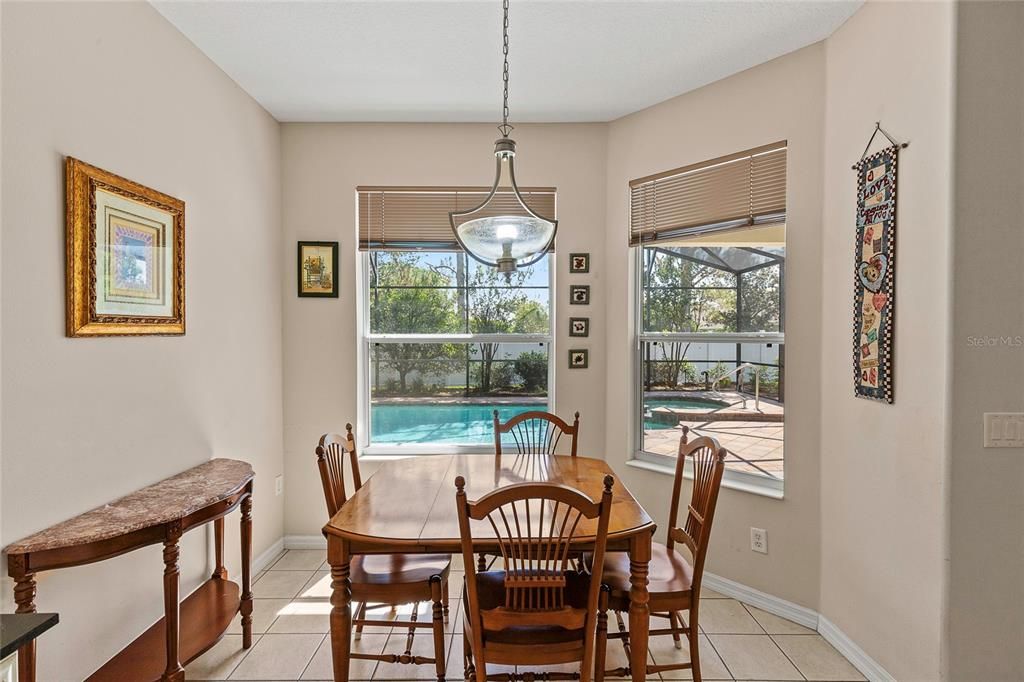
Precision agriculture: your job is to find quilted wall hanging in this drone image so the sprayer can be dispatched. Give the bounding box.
[852,123,907,403]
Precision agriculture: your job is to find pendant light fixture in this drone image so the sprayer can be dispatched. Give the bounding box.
[449,0,557,280]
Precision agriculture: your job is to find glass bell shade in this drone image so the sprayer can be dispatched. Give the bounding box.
[456,215,555,275]
[450,138,557,276]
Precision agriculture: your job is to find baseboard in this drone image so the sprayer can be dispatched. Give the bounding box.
[817,614,896,682]
[252,537,285,573]
[284,534,327,550]
[703,571,819,630]
[702,572,894,682]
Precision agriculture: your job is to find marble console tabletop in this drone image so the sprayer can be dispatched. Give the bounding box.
[4,458,254,555]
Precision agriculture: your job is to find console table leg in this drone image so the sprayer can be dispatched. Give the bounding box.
[213,517,228,580]
[13,571,37,682]
[162,524,185,682]
[240,492,254,649]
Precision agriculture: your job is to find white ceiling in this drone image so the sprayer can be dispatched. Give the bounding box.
[152,0,862,123]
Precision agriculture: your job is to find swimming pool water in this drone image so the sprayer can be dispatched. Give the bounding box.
[644,397,727,411]
[371,402,545,445]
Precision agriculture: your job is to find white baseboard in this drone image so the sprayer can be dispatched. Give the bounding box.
[284,534,328,550]
[703,571,819,630]
[817,614,896,682]
[702,571,893,682]
[252,536,285,573]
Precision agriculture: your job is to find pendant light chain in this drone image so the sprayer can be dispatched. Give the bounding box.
[499,0,513,138]
[448,0,556,278]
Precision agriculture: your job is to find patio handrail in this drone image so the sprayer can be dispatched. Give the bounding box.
[711,362,760,411]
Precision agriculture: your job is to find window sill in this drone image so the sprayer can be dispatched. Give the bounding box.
[624,457,785,500]
[361,445,493,459]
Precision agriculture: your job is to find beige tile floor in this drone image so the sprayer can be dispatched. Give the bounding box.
[187,550,863,682]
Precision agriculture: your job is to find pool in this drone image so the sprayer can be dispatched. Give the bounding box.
[643,396,728,430]
[370,401,546,445]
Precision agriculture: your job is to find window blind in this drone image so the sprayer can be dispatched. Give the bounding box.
[629,142,787,246]
[358,186,557,251]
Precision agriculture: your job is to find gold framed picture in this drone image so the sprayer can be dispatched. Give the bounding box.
[297,241,339,297]
[65,157,185,337]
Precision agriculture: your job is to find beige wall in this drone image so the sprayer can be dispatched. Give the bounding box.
[604,43,826,610]
[281,123,607,536]
[819,2,956,679]
[948,2,1024,679]
[0,3,283,680]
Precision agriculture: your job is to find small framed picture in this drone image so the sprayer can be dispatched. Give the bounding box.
[568,349,589,369]
[298,241,339,297]
[570,285,590,305]
[569,317,590,337]
[569,253,590,274]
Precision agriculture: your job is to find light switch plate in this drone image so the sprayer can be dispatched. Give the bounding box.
[983,413,1024,448]
[275,475,284,495]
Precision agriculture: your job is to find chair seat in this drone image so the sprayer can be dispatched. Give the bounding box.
[351,553,451,586]
[463,570,591,644]
[592,544,695,607]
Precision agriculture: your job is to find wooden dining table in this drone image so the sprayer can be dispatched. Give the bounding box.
[322,453,657,682]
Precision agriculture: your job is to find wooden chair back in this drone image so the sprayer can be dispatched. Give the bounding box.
[665,432,726,594]
[316,424,363,518]
[456,476,614,645]
[493,410,580,457]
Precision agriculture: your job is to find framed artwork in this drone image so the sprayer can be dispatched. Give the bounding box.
[569,253,590,273]
[568,348,589,369]
[65,157,185,337]
[297,241,339,297]
[569,317,589,337]
[570,285,590,305]
[852,144,899,403]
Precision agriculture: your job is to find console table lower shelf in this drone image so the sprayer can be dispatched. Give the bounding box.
[88,577,240,682]
[4,458,255,682]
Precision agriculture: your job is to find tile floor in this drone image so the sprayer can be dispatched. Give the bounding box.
[187,550,864,682]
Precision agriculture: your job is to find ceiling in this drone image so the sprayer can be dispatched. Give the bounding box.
[152,0,862,123]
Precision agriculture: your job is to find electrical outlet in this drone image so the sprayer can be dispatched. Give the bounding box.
[275,475,284,496]
[750,527,767,554]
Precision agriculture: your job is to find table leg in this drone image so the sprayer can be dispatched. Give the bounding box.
[628,530,652,682]
[162,522,185,682]
[240,492,254,648]
[213,517,228,580]
[328,536,352,682]
[12,563,37,682]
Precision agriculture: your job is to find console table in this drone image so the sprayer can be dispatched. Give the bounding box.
[4,458,255,682]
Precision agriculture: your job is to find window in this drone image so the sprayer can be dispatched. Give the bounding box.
[630,144,786,490]
[357,187,554,451]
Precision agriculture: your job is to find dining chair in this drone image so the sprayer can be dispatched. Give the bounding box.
[456,475,614,682]
[483,410,582,572]
[316,425,450,681]
[593,431,726,682]
[493,409,580,457]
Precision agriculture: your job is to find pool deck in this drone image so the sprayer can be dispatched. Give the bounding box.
[644,391,785,480]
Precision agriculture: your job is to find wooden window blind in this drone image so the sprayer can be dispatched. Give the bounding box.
[358,186,557,251]
[629,141,787,246]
